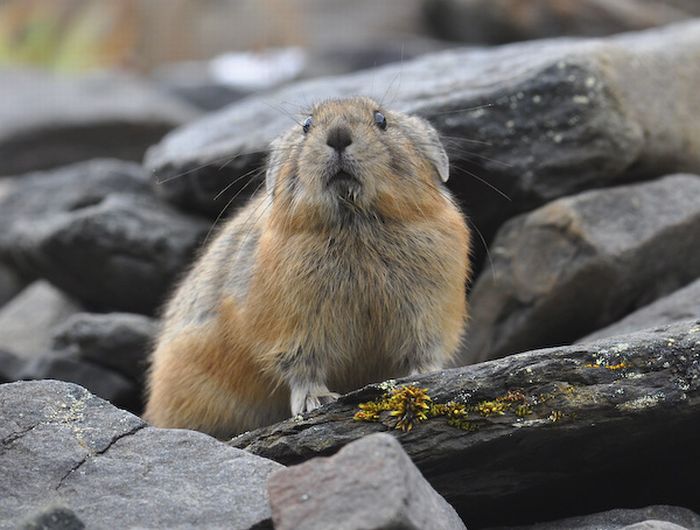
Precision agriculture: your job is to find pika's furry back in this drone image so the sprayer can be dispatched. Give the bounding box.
[144,96,471,438]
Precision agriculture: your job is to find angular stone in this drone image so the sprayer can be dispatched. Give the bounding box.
[0,281,81,359]
[268,433,466,530]
[52,312,157,382]
[231,320,700,528]
[580,278,700,343]
[488,505,700,530]
[0,160,208,314]
[0,69,199,175]
[0,380,282,530]
[461,174,700,363]
[146,21,700,255]
[423,0,700,44]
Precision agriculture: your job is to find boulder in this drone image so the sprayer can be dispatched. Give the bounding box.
[231,319,700,528]
[52,312,157,383]
[0,160,208,314]
[579,278,700,343]
[268,433,466,530]
[488,505,700,530]
[0,380,282,530]
[422,0,700,44]
[462,174,700,363]
[0,69,199,176]
[146,21,700,258]
[0,281,81,359]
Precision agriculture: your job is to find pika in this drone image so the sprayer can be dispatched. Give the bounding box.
[144,97,471,438]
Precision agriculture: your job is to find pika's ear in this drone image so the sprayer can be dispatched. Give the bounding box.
[404,116,450,183]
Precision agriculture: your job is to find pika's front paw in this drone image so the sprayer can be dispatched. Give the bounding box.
[290,383,340,415]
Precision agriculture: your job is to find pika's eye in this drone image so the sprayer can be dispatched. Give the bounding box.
[373,111,387,130]
[302,116,313,134]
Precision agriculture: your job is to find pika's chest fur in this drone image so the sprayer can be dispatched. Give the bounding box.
[242,220,455,388]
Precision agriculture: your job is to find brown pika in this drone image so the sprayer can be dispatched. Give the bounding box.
[144,96,471,438]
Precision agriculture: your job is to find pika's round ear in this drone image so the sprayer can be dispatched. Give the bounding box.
[404,115,450,183]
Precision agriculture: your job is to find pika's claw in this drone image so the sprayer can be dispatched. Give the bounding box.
[290,383,340,415]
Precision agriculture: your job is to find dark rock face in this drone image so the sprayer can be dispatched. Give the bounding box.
[461,174,700,363]
[0,380,282,530]
[0,160,208,314]
[489,505,700,530]
[146,21,700,256]
[51,312,157,383]
[0,264,24,308]
[0,281,82,359]
[0,69,199,175]
[422,0,700,44]
[231,320,700,528]
[579,279,700,343]
[19,505,85,530]
[268,433,466,530]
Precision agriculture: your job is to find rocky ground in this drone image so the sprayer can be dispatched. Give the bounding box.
[1,14,699,530]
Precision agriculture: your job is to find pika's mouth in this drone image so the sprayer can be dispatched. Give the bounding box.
[327,170,359,185]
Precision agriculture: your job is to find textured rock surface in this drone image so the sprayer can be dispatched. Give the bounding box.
[580,279,700,343]
[18,505,85,530]
[269,433,466,530]
[0,69,198,175]
[0,281,81,359]
[0,160,208,314]
[423,0,700,44]
[488,505,700,530]
[52,312,157,383]
[462,175,700,363]
[232,320,700,528]
[0,380,282,530]
[146,21,700,253]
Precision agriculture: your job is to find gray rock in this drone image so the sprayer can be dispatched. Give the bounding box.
[147,21,700,255]
[0,263,24,308]
[17,356,140,413]
[268,433,466,530]
[580,279,700,343]
[0,380,282,530]
[0,350,28,383]
[0,69,199,175]
[422,0,700,44]
[489,505,700,529]
[461,174,700,363]
[232,319,700,528]
[52,312,157,382]
[0,160,208,314]
[0,281,81,359]
[19,505,85,530]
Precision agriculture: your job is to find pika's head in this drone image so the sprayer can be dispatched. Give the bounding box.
[266,97,450,224]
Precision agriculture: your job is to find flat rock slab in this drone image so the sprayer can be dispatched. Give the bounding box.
[269,433,466,530]
[580,278,700,343]
[0,281,82,359]
[0,380,282,530]
[462,174,700,363]
[0,69,199,175]
[231,320,700,528]
[147,21,700,249]
[0,160,208,314]
[488,505,700,530]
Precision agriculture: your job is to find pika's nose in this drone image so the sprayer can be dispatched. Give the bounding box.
[326,126,353,152]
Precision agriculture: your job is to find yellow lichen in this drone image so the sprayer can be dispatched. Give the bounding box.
[353,385,432,431]
[354,384,556,431]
